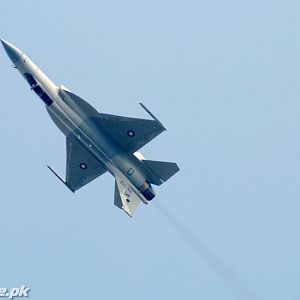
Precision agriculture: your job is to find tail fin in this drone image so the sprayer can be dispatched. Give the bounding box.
[114,175,145,217]
[142,160,180,186]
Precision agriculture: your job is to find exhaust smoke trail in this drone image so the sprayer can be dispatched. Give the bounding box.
[155,202,260,300]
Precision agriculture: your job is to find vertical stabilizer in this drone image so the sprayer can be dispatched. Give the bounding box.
[114,175,145,217]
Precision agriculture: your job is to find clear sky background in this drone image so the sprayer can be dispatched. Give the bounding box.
[1,1,300,299]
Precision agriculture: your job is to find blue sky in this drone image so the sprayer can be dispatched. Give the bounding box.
[1,1,300,299]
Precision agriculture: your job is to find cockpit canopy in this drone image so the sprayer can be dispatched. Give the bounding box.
[24,73,53,106]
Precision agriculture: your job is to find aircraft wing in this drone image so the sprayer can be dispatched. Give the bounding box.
[53,92,166,154]
[97,109,165,153]
[65,137,107,191]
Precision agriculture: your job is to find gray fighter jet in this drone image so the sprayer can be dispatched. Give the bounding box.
[1,39,179,216]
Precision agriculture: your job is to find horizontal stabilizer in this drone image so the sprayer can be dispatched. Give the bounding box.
[142,160,180,185]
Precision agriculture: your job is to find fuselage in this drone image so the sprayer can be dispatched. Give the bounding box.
[3,40,155,201]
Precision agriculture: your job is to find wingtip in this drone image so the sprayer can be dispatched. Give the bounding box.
[139,102,166,130]
[122,208,133,218]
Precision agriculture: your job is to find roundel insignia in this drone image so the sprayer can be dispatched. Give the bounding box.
[80,163,87,170]
[127,130,135,137]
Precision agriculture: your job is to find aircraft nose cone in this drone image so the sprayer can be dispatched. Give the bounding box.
[1,39,22,63]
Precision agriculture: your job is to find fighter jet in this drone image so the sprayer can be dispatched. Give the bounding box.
[1,39,179,216]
